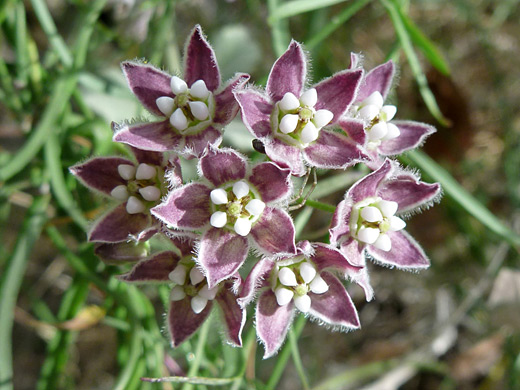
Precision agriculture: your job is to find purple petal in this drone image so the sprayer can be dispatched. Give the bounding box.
[348,159,392,203]
[329,199,352,247]
[164,155,183,188]
[199,146,247,187]
[70,157,132,196]
[378,120,436,156]
[309,272,360,329]
[251,207,296,255]
[238,258,274,307]
[213,73,251,125]
[183,126,222,157]
[248,162,292,204]
[348,266,374,302]
[367,230,430,269]
[113,120,183,152]
[349,52,362,69]
[338,118,366,146]
[130,146,165,166]
[121,61,173,117]
[88,204,151,243]
[198,228,249,288]
[378,173,441,213]
[266,40,306,102]
[264,138,306,177]
[311,243,361,274]
[216,283,246,346]
[184,25,220,92]
[256,290,295,358]
[314,69,363,123]
[234,89,274,138]
[303,129,368,169]
[339,237,366,268]
[357,60,395,102]
[168,298,213,347]
[119,251,179,282]
[151,183,211,230]
[94,242,149,264]
[168,234,196,257]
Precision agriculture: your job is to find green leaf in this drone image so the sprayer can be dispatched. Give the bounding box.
[268,0,349,22]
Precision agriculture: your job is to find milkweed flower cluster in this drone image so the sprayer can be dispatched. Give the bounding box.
[71,25,441,358]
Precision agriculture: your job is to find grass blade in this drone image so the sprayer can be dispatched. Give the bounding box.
[269,0,349,22]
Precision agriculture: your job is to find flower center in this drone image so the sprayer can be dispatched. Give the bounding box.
[272,88,333,147]
[111,163,165,215]
[272,259,329,313]
[168,261,219,314]
[349,196,406,251]
[353,91,400,149]
[155,76,215,135]
[209,181,265,237]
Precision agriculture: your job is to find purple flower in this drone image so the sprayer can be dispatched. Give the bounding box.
[113,25,250,157]
[239,241,362,358]
[151,146,297,288]
[341,56,436,167]
[330,159,441,269]
[234,41,367,176]
[70,148,181,243]
[119,235,245,347]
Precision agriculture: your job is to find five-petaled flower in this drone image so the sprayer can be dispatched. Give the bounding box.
[239,241,364,358]
[119,235,245,347]
[330,159,441,269]
[234,40,368,176]
[340,55,436,168]
[113,25,250,157]
[70,147,181,243]
[151,146,297,288]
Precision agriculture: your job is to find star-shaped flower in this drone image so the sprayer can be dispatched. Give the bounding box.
[113,25,250,157]
[70,147,181,243]
[234,41,367,176]
[239,241,363,358]
[341,56,436,167]
[151,146,297,288]
[119,235,245,347]
[329,159,441,269]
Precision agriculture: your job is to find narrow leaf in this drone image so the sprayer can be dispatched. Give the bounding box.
[269,0,349,22]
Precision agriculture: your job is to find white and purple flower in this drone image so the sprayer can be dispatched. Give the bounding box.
[70,148,181,243]
[330,159,441,269]
[113,25,250,157]
[151,146,297,288]
[239,241,364,358]
[234,41,368,176]
[119,236,245,347]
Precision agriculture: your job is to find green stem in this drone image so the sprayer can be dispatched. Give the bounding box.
[0,194,50,390]
[182,316,212,390]
[302,199,336,213]
[289,327,310,390]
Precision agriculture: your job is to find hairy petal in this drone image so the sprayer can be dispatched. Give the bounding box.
[168,298,213,347]
[329,200,353,247]
[216,283,246,346]
[234,89,274,138]
[183,126,222,157]
[199,146,247,187]
[151,183,211,230]
[378,120,436,156]
[314,69,363,123]
[357,60,395,102]
[309,272,360,329]
[119,251,180,282]
[339,237,366,268]
[121,61,173,116]
[184,25,220,92]
[131,147,165,167]
[256,290,295,358]
[238,258,274,308]
[338,118,366,146]
[378,175,441,213]
[266,40,306,102]
[367,230,430,269]
[198,228,249,288]
[88,204,151,243]
[348,159,392,203]
[251,207,296,256]
[70,157,131,196]
[264,138,306,177]
[312,243,361,274]
[113,120,183,152]
[303,129,368,169]
[248,162,292,204]
[213,73,251,125]
[94,242,149,265]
